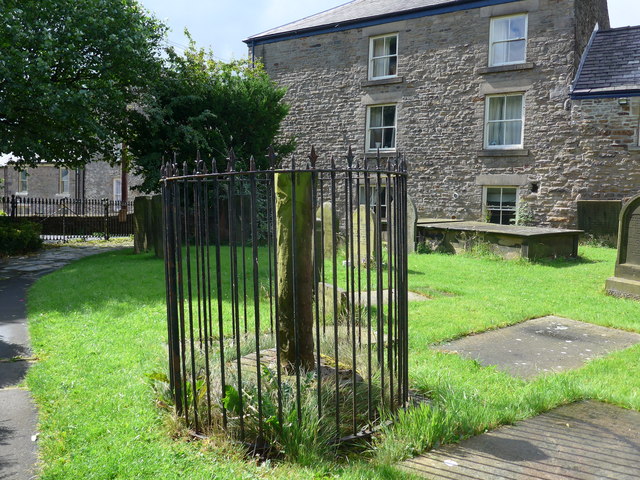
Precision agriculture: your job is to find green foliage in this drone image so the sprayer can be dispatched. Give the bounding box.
[512,200,535,226]
[128,38,294,192]
[0,0,166,167]
[0,217,43,255]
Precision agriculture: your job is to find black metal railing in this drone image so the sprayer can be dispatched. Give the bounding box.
[161,148,409,453]
[0,196,134,241]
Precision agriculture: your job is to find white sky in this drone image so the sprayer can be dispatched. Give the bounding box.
[138,0,640,61]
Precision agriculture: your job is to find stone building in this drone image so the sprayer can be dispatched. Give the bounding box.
[244,0,631,227]
[569,25,640,233]
[1,155,140,205]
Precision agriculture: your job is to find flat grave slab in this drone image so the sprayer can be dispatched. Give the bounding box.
[402,400,640,479]
[435,316,640,379]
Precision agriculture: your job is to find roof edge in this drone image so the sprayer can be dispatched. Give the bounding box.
[571,23,599,94]
[244,0,519,45]
[571,89,640,100]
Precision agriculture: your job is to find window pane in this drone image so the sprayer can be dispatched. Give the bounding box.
[488,96,505,121]
[388,56,397,76]
[505,120,523,145]
[509,16,526,39]
[372,58,386,78]
[492,18,509,41]
[369,129,383,150]
[486,188,502,206]
[487,122,504,146]
[507,39,526,63]
[370,107,382,127]
[383,106,396,127]
[387,35,397,55]
[491,42,507,65]
[505,95,522,120]
[502,188,517,207]
[373,37,385,57]
[383,127,395,148]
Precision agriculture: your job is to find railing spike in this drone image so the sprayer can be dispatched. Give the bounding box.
[249,155,256,171]
[308,146,318,168]
[330,155,336,170]
[267,145,277,169]
[227,149,236,172]
[211,158,217,173]
[346,145,354,168]
[291,154,296,170]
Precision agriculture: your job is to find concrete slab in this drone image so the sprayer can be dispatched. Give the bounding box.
[402,401,640,480]
[0,389,39,480]
[435,316,640,379]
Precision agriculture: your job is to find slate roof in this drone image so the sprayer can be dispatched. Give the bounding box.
[572,26,640,98]
[245,0,486,43]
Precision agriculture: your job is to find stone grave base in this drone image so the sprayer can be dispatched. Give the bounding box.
[434,316,640,379]
[606,275,640,299]
[402,400,640,479]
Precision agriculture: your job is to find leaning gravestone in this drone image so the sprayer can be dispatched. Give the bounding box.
[606,194,640,299]
[352,205,377,265]
[389,197,417,254]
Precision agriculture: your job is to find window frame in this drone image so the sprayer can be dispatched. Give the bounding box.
[368,33,399,80]
[489,13,528,67]
[483,186,518,225]
[484,93,525,150]
[366,104,397,153]
[113,177,122,212]
[58,168,70,195]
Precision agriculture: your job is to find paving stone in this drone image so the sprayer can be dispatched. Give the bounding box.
[435,316,640,378]
[402,400,640,479]
[0,389,39,480]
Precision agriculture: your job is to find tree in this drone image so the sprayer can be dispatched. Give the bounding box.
[0,0,166,168]
[126,42,294,192]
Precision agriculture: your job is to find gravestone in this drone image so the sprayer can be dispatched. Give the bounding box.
[316,202,339,257]
[606,194,640,299]
[389,197,417,254]
[352,205,377,265]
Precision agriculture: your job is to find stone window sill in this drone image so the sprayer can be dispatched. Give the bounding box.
[476,62,535,75]
[361,76,404,88]
[478,149,530,157]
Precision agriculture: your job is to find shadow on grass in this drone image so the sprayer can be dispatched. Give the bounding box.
[530,256,600,268]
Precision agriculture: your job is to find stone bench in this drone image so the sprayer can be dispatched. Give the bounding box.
[417,220,582,260]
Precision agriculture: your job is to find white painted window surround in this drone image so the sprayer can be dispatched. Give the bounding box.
[369,34,398,80]
[489,14,528,67]
[366,104,397,152]
[485,93,525,149]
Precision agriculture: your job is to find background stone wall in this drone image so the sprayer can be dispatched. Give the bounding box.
[256,0,616,227]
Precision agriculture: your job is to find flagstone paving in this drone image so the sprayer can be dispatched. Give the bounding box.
[402,400,640,479]
[435,315,640,379]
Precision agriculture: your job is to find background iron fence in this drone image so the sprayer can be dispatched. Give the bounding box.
[161,148,409,454]
[0,195,134,241]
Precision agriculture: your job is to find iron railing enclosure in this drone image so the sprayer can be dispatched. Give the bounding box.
[1,196,134,241]
[161,148,409,448]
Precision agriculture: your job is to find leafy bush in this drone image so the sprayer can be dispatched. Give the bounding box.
[0,217,43,255]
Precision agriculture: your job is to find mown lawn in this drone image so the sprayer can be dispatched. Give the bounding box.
[26,246,640,478]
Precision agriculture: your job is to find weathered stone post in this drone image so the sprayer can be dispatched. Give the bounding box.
[275,170,315,371]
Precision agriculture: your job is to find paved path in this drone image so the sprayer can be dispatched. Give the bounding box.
[403,400,640,479]
[0,244,130,480]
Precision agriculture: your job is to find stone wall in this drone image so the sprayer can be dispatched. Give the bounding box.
[2,165,74,198]
[255,0,616,227]
[575,0,611,67]
[570,97,640,203]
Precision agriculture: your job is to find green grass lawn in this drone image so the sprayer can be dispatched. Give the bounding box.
[26,246,640,479]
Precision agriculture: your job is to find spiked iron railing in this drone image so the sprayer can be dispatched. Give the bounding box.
[161,147,409,450]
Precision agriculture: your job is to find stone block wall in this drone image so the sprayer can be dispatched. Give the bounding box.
[255,0,614,227]
[2,165,73,198]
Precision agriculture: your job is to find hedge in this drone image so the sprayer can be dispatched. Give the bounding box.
[0,217,43,256]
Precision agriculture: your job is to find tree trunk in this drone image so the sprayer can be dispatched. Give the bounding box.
[275,171,315,371]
